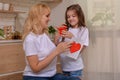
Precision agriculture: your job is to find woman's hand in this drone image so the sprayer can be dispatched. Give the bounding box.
[61,31,74,39]
[56,41,73,54]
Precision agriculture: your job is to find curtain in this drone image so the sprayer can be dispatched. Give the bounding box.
[82,0,120,80]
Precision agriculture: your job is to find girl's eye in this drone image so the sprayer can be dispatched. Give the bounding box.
[67,16,70,18]
[67,15,76,18]
[72,15,76,17]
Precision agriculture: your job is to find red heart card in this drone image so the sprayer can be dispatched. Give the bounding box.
[70,42,81,53]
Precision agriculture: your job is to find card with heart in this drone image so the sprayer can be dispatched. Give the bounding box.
[70,42,81,53]
[67,42,83,60]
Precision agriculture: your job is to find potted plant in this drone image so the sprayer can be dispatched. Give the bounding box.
[0,28,5,40]
[48,25,56,40]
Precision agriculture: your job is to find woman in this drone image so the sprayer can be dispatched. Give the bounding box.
[22,3,72,80]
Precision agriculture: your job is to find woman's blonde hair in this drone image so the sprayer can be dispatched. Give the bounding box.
[22,3,50,40]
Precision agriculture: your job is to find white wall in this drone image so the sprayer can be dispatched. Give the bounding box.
[49,0,87,27]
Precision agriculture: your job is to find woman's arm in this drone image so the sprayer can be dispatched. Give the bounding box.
[27,41,72,73]
[26,50,58,73]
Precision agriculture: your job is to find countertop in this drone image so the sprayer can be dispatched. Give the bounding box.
[0,40,22,44]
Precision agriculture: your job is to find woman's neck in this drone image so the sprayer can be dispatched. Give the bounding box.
[32,30,44,35]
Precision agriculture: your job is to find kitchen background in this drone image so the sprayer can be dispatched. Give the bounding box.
[0,0,120,80]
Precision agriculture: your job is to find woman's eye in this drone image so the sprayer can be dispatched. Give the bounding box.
[46,14,50,17]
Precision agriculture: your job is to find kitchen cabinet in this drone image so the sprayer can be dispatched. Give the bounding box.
[0,42,25,80]
[0,41,61,80]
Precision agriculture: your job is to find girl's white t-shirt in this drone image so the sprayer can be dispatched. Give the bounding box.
[23,32,57,77]
[60,27,89,71]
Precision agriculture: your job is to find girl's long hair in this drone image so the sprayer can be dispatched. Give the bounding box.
[65,4,86,28]
[22,3,50,40]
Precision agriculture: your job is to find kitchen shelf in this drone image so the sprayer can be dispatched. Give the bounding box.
[0,10,25,14]
[41,0,62,3]
[0,10,25,41]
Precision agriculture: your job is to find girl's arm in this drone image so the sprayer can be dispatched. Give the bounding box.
[61,30,74,39]
[54,32,61,46]
[80,45,86,54]
[27,41,71,73]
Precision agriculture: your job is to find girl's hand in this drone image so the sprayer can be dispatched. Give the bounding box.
[56,41,73,54]
[54,31,60,45]
[61,31,74,39]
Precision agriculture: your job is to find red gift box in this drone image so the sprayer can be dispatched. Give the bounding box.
[57,25,67,35]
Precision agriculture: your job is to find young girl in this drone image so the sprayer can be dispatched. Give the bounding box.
[55,4,89,80]
[22,3,73,80]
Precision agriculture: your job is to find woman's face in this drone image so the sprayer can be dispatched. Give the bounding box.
[41,11,50,28]
[67,10,79,28]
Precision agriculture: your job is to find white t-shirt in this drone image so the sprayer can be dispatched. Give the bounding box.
[60,27,89,71]
[23,32,57,77]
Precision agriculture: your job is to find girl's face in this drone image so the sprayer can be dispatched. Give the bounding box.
[67,10,79,28]
[41,11,50,28]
